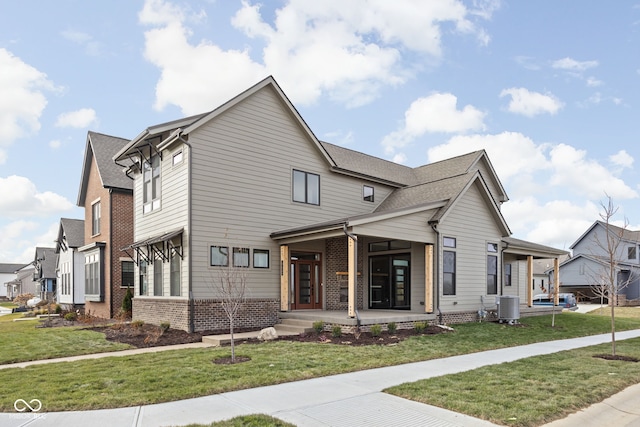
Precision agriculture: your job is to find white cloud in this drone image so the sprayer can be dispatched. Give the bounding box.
[0,175,74,218]
[551,57,599,72]
[55,108,98,128]
[0,48,57,163]
[49,140,62,149]
[61,30,102,56]
[381,92,485,156]
[610,150,634,169]
[138,0,496,114]
[0,220,39,262]
[500,87,563,117]
[586,76,602,87]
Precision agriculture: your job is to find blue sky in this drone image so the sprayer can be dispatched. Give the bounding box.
[1,0,639,263]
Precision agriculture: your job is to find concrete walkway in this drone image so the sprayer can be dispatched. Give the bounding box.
[2,329,640,427]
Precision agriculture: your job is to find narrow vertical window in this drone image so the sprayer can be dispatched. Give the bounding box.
[154,259,163,296]
[139,261,148,295]
[143,154,161,213]
[92,201,101,235]
[170,249,181,296]
[487,255,498,294]
[363,185,374,202]
[505,263,512,287]
[443,251,456,295]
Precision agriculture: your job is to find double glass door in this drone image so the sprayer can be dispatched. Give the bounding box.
[369,254,410,309]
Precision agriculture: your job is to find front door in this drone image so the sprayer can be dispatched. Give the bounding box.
[290,252,322,309]
[369,254,410,309]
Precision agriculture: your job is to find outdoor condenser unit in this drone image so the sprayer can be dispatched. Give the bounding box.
[498,295,520,324]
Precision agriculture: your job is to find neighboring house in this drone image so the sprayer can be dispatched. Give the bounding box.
[77,131,134,318]
[114,76,567,333]
[5,264,38,299]
[556,221,640,305]
[1,263,27,299]
[55,218,86,309]
[33,247,57,301]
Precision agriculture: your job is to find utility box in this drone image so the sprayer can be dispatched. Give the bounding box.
[498,295,520,324]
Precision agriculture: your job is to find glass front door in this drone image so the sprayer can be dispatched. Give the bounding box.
[369,254,410,309]
[290,252,322,309]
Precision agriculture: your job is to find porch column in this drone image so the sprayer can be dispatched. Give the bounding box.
[553,257,560,306]
[348,236,356,318]
[425,244,434,313]
[280,245,289,311]
[527,255,533,307]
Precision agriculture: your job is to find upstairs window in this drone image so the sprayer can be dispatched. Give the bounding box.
[628,246,637,260]
[143,154,161,213]
[293,170,320,205]
[91,201,101,235]
[363,185,374,202]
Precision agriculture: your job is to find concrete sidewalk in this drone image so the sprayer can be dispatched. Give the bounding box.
[2,329,640,427]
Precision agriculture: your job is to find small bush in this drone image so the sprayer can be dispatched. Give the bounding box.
[370,324,382,337]
[312,321,324,334]
[160,321,170,331]
[122,287,133,313]
[64,312,77,321]
[387,322,397,334]
[131,319,145,328]
[414,321,426,333]
[55,304,62,314]
[331,325,342,338]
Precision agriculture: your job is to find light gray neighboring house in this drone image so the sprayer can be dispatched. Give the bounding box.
[1,263,28,299]
[5,264,37,300]
[55,218,86,308]
[114,76,567,332]
[33,247,57,301]
[555,221,640,304]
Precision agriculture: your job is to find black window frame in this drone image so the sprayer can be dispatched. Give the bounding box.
[443,250,456,295]
[233,247,250,268]
[292,169,320,205]
[121,260,134,289]
[253,249,270,269]
[487,254,498,295]
[504,263,512,287]
[210,245,229,267]
[363,185,374,202]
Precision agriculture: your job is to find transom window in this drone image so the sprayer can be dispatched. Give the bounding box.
[369,240,411,252]
[293,170,320,205]
[487,243,498,252]
[443,237,456,248]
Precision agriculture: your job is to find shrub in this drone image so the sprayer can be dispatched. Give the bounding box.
[122,287,133,313]
[370,324,382,337]
[414,321,426,333]
[331,325,342,338]
[312,321,324,334]
[13,293,34,307]
[55,304,62,314]
[160,321,170,332]
[131,319,145,328]
[387,322,397,334]
[64,312,77,321]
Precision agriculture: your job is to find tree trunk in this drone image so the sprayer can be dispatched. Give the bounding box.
[230,318,235,362]
[610,300,616,356]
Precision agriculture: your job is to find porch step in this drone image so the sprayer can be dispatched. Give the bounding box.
[201,319,315,347]
[202,331,259,347]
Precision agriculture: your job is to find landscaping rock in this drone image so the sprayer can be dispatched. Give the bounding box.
[257,327,278,341]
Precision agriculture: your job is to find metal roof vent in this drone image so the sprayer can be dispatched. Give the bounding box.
[497,295,520,324]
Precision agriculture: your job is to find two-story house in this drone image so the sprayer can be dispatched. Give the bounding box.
[114,76,567,332]
[1,263,26,300]
[556,221,640,305]
[77,131,134,319]
[33,247,56,301]
[54,218,86,310]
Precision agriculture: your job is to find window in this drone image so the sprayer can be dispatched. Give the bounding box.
[143,154,161,213]
[487,255,498,294]
[210,246,229,266]
[363,185,374,202]
[139,261,148,295]
[92,201,101,235]
[121,261,134,288]
[487,243,498,252]
[85,253,101,298]
[628,246,637,260]
[61,262,71,295]
[233,247,250,267]
[154,259,163,296]
[505,263,512,287]
[172,150,183,166]
[170,250,181,296]
[369,240,411,252]
[443,251,456,295]
[293,169,320,205]
[443,237,456,248]
[253,249,270,268]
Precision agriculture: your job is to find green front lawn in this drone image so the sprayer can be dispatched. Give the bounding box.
[0,312,638,412]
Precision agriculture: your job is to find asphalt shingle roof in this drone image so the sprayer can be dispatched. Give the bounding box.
[60,218,85,248]
[88,131,133,190]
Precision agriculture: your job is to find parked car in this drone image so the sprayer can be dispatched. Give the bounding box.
[26,296,41,307]
[532,293,577,310]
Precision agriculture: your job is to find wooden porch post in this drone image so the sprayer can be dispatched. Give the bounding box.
[527,255,533,307]
[348,236,356,318]
[554,257,560,306]
[425,244,434,313]
[280,245,289,311]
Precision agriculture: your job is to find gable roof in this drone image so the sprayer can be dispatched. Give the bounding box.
[0,263,26,274]
[56,218,85,253]
[33,247,57,279]
[77,131,133,207]
[570,220,640,250]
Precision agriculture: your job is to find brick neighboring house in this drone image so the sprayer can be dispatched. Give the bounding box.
[114,76,567,333]
[77,131,134,318]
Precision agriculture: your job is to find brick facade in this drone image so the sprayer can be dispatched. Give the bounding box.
[324,237,364,310]
[133,297,280,332]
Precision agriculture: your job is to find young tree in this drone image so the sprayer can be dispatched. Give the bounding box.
[586,196,636,356]
[209,246,248,363]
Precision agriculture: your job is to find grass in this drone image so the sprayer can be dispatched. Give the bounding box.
[0,311,638,412]
[0,302,17,308]
[387,338,640,427]
[0,313,131,364]
[181,414,295,427]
